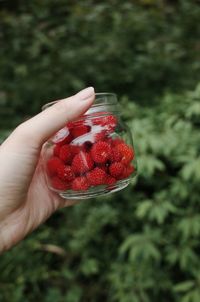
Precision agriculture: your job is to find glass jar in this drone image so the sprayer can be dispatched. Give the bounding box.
[42,93,137,199]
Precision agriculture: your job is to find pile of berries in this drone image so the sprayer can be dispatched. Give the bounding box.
[46,113,135,191]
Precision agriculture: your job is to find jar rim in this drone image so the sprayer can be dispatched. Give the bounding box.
[42,92,117,111]
[95,92,117,97]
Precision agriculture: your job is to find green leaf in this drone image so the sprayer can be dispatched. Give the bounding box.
[173,281,194,293]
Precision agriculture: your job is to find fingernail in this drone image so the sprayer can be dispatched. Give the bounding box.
[77,87,95,101]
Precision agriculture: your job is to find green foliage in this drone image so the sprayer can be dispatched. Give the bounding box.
[1,0,200,127]
[0,0,200,301]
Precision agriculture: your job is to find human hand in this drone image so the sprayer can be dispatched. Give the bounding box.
[0,87,95,253]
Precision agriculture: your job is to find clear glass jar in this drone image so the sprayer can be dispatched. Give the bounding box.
[42,93,137,199]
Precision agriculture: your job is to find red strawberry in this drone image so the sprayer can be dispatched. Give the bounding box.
[94,130,108,142]
[72,176,90,191]
[47,157,63,177]
[82,141,93,152]
[110,147,123,162]
[53,144,61,157]
[71,125,90,138]
[52,127,72,146]
[67,120,83,129]
[119,164,135,179]
[58,133,73,146]
[90,141,112,164]
[109,162,125,178]
[59,145,72,163]
[66,121,75,129]
[105,175,117,185]
[103,115,117,131]
[93,113,117,132]
[51,176,70,190]
[57,165,75,182]
[70,144,82,157]
[116,143,134,165]
[111,138,125,146]
[86,167,107,186]
[72,151,94,174]
[96,163,109,173]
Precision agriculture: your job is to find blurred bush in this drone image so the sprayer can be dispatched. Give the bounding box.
[0,0,200,127]
[0,1,200,302]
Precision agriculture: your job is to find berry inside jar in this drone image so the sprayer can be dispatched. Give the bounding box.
[44,107,137,199]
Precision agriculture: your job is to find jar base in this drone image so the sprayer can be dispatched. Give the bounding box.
[58,179,130,200]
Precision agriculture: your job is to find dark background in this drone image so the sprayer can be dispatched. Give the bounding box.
[0,1,200,301]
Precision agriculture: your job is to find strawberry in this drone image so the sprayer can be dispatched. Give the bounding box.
[47,157,63,177]
[70,144,82,157]
[72,151,94,174]
[53,144,61,157]
[51,176,70,190]
[119,164,135,179]
[66,121,75,129]
[57,165,75,182]
[82,141,93,152]
[72,176,90,191]
[96,163,109,173]
[94,130,108,142]
[90,141,112,164]
[105,175,117,185]
[110,147,123,162]
[67,120,84,129]
[111,138,125,146]
[109,162,125,178]
[116,143,134,165]
[93,113,117,132]
[59,145,72,164]
[52,127,72,146]
[103,115,117,131]
[71,125,90,138]
[86,167,107,186]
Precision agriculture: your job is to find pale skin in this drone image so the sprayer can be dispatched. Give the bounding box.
[0,87,95,254]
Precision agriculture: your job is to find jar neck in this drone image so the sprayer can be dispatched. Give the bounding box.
[42,92,121,116]
[85,93,120,116]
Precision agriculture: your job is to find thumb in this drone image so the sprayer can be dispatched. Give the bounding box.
[7,87,95,148]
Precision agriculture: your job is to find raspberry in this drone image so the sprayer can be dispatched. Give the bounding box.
[71,125,90,138]
[82,141,93,152]
[58,133,73,146]
[116,143,134,165]
[72,151,94,174]
[105,175,117,185]
[109,162,124,178]
[103,115,117,131]
[53,144,61,157]
[86,167,107,186]
[70,144,82,157]
[59,145,72,164]
[72,176,90,191]
[110,147,123,162]
[51,176,70,190]
[90,141,112,164]
[57,165,75,182]
[94,130,108,142]
[111,138,124,146]
[120,164,135,179]
[66,121,75,129]
[47,157,63,177]
[93,113,117,132]
[67,120,83,129]
[96,163,109,173]
[52,127,72,145]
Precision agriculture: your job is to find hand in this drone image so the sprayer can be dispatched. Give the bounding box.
[0,87,95,253]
